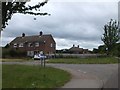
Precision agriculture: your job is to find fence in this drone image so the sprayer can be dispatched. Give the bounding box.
[47,54,107,58]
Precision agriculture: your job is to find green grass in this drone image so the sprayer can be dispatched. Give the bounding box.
[0,64,2,89]
[2,65,71,88]
[1,58,32,62]
[47,57,119,64]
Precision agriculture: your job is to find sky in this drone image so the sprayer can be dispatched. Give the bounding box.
[1,0,119,50]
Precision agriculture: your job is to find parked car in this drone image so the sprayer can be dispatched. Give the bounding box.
[34,54,46,60]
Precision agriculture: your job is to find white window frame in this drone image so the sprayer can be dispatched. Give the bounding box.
[50,43,53,47]
[27,51,34,56]
[13,43,17,48]
[19,43,24,47]
[28,43,33,47]
[28,43,31,47]
[35,42,39,47]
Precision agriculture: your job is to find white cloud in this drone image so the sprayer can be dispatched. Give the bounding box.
[1,0,118,50]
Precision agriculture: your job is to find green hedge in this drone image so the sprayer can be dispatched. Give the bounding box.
[2,48,26,58]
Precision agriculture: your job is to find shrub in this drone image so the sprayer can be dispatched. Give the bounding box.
[2,48,27,58]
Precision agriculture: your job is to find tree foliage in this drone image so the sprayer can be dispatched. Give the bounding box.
[101,19,120,55]
[93,43,120,57]
[1,0,50,30]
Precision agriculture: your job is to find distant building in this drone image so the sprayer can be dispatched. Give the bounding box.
[69,45,89,54]
[9,31,56,56]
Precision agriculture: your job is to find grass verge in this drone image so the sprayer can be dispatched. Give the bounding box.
[47,57,119,64]
[1,58,32,62]
[2,65,71,88]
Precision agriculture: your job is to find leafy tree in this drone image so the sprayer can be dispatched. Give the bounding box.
[110,43,120,57]
[101,19,120,55]
[93,48,99,53]
[98,45,106,54]
[1,0,50,31]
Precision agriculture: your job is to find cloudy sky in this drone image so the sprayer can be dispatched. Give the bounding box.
[1,0,119,50]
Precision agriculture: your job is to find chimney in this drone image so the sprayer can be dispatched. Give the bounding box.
[39,31,43,36]
[78,45,79,48]
[73,44,75,47]
[22,33,25,37]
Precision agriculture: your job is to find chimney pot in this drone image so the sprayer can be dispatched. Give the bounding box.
[22,33,25,37]
[40,31,43,36]
[73,44,75,47]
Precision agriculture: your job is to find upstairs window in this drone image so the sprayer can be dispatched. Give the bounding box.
[50,43,53,47]
[13,43,17,48]
[35,42,39,47]
[28,43,33,47]
[19,43,24,47]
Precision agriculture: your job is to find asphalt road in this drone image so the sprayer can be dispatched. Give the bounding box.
[47,64,118,88]
[2,62,118,88]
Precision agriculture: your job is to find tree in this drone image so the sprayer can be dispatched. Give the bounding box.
[101,19,120,55]
[93,48,99,53]
[98,45,106,54]
[1,0,50,31]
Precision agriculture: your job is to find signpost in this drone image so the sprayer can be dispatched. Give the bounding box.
[39,51,46,68]
[39,51,46,81]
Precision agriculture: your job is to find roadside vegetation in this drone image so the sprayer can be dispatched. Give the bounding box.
[2,65,71,88]
[47,57,119,64]
[2,48,27,58]
[1,58,32,62]
[1,56,119,64]
[101,19,120,56]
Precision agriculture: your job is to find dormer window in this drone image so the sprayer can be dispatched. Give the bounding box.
[13,43,17,48]
[19,43,24,47]
[35,42,39,47]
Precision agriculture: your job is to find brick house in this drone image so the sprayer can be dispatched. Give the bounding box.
[9,32,56,56]
[69,45,89,54]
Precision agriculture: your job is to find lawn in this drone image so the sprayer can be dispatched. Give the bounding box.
[0,64,2,89]
[1,58,32,62]
[2,65,71,88]
[47,57,119,64]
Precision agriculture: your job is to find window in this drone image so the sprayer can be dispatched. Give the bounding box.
[27,51,34,56]
[19,43,24,47]
[13,43,17,48]
[28,43,33,47]
[35,42,39,47]
[50,43,53,47]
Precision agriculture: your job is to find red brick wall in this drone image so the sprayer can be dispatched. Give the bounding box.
[44,38,56,54]
[10,36,56,54]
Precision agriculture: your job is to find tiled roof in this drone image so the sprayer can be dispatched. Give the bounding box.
[10,34,54,44]
[69,47,83,52]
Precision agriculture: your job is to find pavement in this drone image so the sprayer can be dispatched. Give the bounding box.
[2,61,118,88]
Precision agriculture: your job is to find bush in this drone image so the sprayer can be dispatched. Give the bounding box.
[2,48,27,58]
[110,43,120,57]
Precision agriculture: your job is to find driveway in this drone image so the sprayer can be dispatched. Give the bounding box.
[2,61,118,88]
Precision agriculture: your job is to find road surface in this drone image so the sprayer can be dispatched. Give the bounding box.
[2,61,118,88]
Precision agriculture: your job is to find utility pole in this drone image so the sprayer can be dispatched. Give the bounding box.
[118,1,120,44]
[0,1,2,36]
